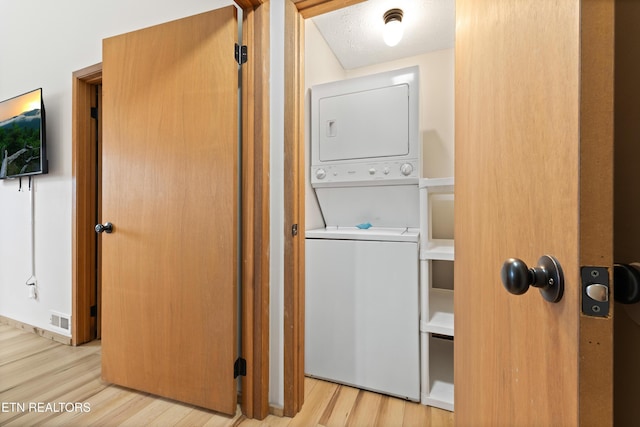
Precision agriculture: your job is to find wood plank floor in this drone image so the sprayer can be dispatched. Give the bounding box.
[0,324,453,426]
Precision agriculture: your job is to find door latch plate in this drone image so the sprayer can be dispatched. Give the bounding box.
[581,266,609,317]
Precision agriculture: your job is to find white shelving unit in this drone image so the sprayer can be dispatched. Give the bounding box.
[419,177,454,411]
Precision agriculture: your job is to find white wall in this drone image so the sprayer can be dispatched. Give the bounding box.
[0,0,234,333]
[304,19,455,229]
[270,0,286,409]
[304,21,347,230]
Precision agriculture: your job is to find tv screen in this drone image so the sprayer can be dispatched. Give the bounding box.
[0,88,47,179]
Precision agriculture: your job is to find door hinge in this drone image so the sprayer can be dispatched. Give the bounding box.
[235,44,247,65]
[234,357,246,378]
[90,107,98,119]
[292,224,299,236]
[90,305,97,317]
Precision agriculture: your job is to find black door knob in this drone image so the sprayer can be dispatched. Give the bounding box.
[501,255,564,303]
[95,222,114,234]
[614,264,640,304]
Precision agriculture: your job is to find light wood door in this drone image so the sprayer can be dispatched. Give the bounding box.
[455,1,614,426]
[101,7,239,415]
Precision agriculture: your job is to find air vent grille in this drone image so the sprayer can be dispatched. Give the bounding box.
[50,311,71,331]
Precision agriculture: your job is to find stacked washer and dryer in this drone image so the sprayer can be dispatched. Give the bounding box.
[305,66,422,401]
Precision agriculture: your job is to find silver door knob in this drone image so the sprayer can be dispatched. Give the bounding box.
[501,255,564,303]
[95,222,114,234]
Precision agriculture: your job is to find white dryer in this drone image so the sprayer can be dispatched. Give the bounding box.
[305,66,421,401]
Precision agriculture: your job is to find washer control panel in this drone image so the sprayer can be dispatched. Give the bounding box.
[312,160,419,186]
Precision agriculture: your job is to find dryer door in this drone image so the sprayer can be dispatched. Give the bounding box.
[318,84,410,162]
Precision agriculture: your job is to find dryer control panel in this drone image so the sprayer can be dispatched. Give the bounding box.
[312,159,419,187]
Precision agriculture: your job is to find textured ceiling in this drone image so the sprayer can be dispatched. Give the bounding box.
[311,0,455,70]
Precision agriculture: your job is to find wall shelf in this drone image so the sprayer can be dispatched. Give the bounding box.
[420,288,454,336]
[419,177,454,411]
[422,334,454,411]
[421,241,454,261]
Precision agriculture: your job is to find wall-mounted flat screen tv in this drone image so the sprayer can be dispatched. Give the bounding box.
[0,88,47,179]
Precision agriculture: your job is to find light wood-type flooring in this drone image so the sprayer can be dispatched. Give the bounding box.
[0,323,453,426]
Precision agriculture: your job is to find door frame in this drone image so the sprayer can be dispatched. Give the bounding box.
[72,0,271,419]
[71,62,102,346]
[282,0,305,416]
[281,0,364,417]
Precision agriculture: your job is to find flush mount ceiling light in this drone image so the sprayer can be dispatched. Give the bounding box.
[383,8,404,47]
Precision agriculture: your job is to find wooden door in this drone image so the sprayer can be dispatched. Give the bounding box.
[101,7,239,415]
[455,1,613,426]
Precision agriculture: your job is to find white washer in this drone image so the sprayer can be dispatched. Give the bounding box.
[305,228,420,400]
[305,66,421,401]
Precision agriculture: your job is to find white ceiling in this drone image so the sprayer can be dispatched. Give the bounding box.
[311,0,455,70]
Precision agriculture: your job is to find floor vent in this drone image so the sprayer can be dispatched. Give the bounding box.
[50,311,71,331]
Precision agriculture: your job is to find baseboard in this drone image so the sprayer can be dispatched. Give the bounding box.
[0,315,72,345]
[269,405,284,417]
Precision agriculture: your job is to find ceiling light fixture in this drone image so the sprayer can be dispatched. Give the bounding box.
[383,8,404,47]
